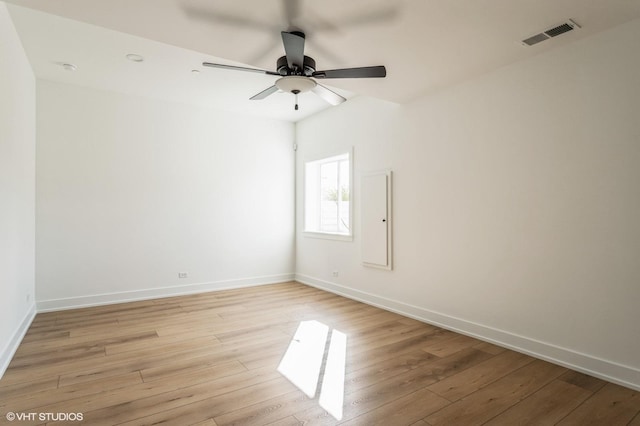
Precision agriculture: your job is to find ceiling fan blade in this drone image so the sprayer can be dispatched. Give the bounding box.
[281,31,305,70]
[282,0,300,28]
[313,65,386,79]
[182,6,275,31]
[202,62,279,76]
[334,6,399,28]
[312,84,346,106]
[250,85,279,100]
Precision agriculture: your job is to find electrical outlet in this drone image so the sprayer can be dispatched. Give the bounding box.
[178,272,188,279]
[332,271,339,277]
[26,294,30,302]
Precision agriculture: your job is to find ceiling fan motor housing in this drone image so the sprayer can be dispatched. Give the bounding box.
[277,55,316,76]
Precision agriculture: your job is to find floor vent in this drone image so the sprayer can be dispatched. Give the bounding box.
[522,19,580,46]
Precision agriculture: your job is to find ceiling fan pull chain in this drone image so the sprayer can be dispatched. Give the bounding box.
[293,89,300,110]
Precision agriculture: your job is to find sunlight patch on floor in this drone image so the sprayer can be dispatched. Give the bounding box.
[277,320,329,397]
[319,329,347,420]
[277,320,348,420]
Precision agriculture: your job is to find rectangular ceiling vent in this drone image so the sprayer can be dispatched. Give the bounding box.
[522,19,580,46]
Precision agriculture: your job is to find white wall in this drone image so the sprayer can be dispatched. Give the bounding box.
[36,81,295,309]
[295,19,640,389]
[0,2,37,376]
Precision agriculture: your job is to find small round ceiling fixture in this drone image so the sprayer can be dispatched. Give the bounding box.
[62,63,77,71]
[125,53,144,62]
[191,69,200,74]
[275,76,316,94]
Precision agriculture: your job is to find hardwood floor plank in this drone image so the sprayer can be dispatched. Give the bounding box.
[0,338,219,388]
[57,338,224,387]
[628,411,640,426]
[213,389,316,426]
[222,334,292,358]
[425,359,567,426]
[140,358,246,383]
[420,332,482,357]
[214,325,291,345]
[264,416,304,426]
[32,365,282,423]
[558,370,607,393]
[483,378,592,425]
[107,377,296,426]
[344,349,440,392]
[189,419,218,426]
[472,341,506,355]
[104,332,219,355]
[556,382,639,426]
[7,345,106,371]
[2,282,637,426]
[20,329,70,344]
[426,349,534,402]
[295,347,493,425]
[115,400,215,426]
[348,319,424,344]
[1,372,142,414]
[0,376,58,401]
[346,327,443,367]
[14,330,159,356]
[340,387,449,426]
[236,344,292,370]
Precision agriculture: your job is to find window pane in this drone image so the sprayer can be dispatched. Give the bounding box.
[338,160,350,233]
[320,161,338,232]
[304,151,351,237]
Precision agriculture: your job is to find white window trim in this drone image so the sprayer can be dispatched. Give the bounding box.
[303,147,354,242]
[303,231,354,242]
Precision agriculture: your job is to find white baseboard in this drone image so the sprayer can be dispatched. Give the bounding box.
[0,303,37,380]
[37,273,296,312]
[295,273,640,391]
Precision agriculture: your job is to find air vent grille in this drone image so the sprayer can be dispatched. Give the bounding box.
[545,22,575,37]
[522,33,550,46]
[522,19,580,46]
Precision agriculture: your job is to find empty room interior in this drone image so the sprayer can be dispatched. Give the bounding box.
[1,0,639,424]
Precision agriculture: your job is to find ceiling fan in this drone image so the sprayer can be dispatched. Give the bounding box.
[202,30,386,110]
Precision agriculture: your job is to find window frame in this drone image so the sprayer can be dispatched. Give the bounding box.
[303,148,354,242]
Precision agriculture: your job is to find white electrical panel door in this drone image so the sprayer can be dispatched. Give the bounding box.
[361,171,392,269]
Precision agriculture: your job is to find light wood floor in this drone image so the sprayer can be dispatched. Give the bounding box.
[1,282,638,425]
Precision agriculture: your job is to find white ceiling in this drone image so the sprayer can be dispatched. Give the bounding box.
[6,0,640,122]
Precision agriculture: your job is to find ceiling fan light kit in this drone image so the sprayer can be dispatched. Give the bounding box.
[203,30,386,110]
[276,76,316,93]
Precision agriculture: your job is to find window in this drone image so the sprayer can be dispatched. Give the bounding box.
[304,151,352,239]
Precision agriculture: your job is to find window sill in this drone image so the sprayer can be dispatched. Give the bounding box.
[303,231,353,242]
